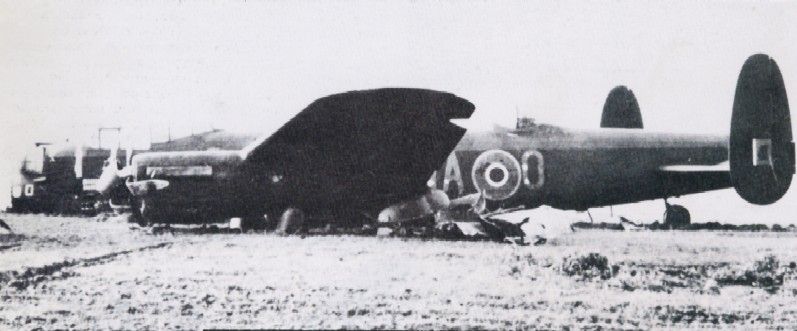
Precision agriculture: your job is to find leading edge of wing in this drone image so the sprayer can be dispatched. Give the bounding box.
[241,88,474,161]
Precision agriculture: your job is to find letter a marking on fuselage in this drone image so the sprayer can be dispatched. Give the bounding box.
[443,152,464,197]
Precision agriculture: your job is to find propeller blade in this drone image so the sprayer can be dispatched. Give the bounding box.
[109,146,119,170]
[96,146,124,196]
[96,163,122,196]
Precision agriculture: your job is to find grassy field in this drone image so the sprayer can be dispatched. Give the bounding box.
[2,213,797,330]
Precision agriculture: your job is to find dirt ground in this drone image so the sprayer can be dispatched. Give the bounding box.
[2,213,797,330]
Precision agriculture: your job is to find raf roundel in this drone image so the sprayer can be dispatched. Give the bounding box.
[471,149,522,201]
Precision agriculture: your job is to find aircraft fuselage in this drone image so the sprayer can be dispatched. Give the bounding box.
[131,124,731,223]
[432,125,729,211]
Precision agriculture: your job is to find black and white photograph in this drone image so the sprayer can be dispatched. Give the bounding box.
[2,1,797,329]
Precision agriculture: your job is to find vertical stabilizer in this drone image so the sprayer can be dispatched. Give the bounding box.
[600,86,643,129]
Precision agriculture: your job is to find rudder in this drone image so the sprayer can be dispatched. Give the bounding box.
[730,54,795,205]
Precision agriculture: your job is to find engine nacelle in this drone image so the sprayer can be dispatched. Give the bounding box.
[730,54,795,205]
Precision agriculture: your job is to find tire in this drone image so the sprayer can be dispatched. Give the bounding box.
[276,208,305,235]
[663,204,691,229]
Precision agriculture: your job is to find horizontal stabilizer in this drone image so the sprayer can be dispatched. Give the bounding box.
[659,161,730,173]
[656,162,732,197]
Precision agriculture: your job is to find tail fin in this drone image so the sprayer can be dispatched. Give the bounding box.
[600,86,643,129]
[730,54,794,204]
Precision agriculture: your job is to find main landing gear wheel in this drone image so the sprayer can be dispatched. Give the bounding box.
[663,203,690,229]
[276,208,305,235]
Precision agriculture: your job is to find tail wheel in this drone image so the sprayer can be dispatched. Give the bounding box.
[663,204,690,229]
[276,208,305,235]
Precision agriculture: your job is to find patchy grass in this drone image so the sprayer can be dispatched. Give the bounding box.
[561,253,617,280]
[2,214,797,329]
[714,255,793,294]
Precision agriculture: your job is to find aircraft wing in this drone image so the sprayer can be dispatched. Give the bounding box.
[240,88,474,212]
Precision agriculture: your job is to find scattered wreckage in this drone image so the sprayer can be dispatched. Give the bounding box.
[378,191,536,245]
[128,190,539,245]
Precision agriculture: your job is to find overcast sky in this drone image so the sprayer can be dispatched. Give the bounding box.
[2,1,796,223]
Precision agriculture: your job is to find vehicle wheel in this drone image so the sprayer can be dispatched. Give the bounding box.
[663,204,691,229]
[276,208,305,235]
